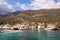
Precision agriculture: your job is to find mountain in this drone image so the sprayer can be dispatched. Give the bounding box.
[0,8,12,15]
[0,9,60,24]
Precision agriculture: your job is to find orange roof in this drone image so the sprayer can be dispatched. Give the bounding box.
[12,24,20,26]
[31,24,37,26]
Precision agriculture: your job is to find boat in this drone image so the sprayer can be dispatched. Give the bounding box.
[0,27,29,30]
[0,24,29,30]
[51,28,59,30]
[45,24,59,30]
[13,27,29,30]
[45,27,59,30]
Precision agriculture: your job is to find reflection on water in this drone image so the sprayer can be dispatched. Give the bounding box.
[0,29,60,40]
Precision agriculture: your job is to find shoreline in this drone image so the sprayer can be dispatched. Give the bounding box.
[0,27,60,30]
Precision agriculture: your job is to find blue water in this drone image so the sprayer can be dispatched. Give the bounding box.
[0,29,60,40]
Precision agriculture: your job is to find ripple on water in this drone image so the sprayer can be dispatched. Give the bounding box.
[0,30,60,40]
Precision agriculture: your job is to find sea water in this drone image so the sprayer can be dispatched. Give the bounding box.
[0,29,60,40]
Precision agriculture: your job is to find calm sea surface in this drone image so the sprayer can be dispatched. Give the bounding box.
[0,29,60,40]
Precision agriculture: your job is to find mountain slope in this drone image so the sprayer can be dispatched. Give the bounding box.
[0,9,60,24]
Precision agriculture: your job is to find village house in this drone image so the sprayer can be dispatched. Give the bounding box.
[3,24,12,28]
[38,23,45,29]
[31,23,37,30]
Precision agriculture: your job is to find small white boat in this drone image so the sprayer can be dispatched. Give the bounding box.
[45,24,59,30]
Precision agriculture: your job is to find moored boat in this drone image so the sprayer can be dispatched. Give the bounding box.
[0,27,29,30]
[45,24,59,30]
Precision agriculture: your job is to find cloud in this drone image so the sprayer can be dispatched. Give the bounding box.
[16,0,60,10]
[0,0,14,12]
[29,0,60,9]
[16,2,29,10]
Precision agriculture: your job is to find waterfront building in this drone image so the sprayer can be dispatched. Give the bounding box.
[38,23,45,29]
[13,24,20,28]
[3,24,12,28]
[31,24,37,30]
[38,25,45,29]
[0,25,3,28]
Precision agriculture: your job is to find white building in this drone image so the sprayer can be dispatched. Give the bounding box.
[13,24,21,28]
[20,24,25,28]
[0,25,3,28]
[3,24,12,28]
[38,25,45,29]
[31,24,37,30]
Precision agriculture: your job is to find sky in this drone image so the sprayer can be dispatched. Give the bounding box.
[0,0,60,12]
